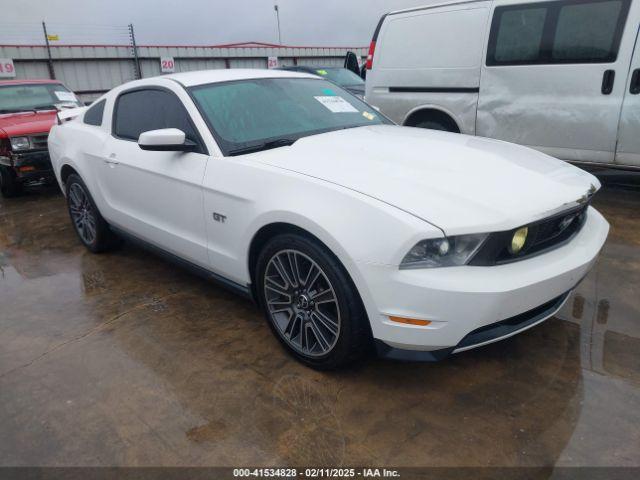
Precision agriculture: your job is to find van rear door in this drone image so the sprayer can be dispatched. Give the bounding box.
[477,0,634,164]
[615,9,640,167]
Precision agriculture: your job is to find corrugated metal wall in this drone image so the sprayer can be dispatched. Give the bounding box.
[0,44,367,103]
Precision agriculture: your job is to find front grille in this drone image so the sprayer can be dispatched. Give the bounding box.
[469,203,589,266]
[29,134,49,150]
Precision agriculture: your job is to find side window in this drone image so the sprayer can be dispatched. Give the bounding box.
[83,99,105,126]
[487,0,631,66]
[493,7,547,64]
[113,89,200,146]
[552,0,625,62]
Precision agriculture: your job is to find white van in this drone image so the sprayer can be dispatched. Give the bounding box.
[365,0,640,169]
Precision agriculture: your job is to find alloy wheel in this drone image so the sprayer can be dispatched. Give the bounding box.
[264,249,341,357]
[68,183,97,245]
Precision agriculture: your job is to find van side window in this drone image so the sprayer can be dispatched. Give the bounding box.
[487,0,631,66]
[552,1,624,62]
[83,100,106,126]
[494,7,547,63]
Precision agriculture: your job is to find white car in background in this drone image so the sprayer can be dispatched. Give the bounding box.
[48,69,609,369]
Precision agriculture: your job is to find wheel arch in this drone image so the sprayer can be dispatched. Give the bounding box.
[60,164,80,188]
[248,222,337,297]
[246,220,368,312]
[402,105,462,133]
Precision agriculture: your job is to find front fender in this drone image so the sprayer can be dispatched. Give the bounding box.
[203,157,442,296]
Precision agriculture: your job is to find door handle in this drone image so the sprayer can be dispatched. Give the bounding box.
[630,68,640,95]
[601,69,615,95]
[104,153,119,166]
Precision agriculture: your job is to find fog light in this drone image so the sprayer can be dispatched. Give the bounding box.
[510,227,528,254]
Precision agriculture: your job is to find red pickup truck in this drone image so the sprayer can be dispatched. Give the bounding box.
[0,79,82,197]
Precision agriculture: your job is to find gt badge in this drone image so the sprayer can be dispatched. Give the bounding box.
[213,212,227,223]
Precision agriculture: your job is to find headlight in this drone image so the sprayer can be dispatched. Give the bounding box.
[10,136,31,151]
[400,233,488,269]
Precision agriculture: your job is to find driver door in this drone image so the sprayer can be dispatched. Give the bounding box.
[98,87,210,267]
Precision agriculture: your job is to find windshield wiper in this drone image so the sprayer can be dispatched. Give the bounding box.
[228,137,297,156]
[32,104,59,111]
[0,106,57,114]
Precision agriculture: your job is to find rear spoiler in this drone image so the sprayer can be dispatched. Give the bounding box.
[57,106,87,125]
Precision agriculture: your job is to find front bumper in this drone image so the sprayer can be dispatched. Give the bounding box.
[358,206,609,360]
[6,150,54,184]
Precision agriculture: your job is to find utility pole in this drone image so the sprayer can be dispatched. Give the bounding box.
[41,21,56,79]
[274,2,282,45]
[128,23,142,79]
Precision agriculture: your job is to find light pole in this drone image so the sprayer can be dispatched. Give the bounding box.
[274,1,282,45]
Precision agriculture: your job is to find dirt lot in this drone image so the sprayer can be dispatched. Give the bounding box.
[0,184,639,467]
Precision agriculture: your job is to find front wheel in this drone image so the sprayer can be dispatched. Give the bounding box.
[256,233,370,369]
[65,173,120,253]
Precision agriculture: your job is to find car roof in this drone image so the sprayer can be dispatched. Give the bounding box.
[163,68,320,87]
[0,79,63,86]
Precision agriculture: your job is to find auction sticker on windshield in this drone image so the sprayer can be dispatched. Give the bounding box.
[314,96,358,113]
[54,91,78,102]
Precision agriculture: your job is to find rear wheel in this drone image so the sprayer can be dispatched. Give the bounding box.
[256,233,369,369]
[414,119,452,131]
[0,167,23,198]
[65,174,120,253]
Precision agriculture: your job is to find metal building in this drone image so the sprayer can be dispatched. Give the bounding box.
[0,42,367,102]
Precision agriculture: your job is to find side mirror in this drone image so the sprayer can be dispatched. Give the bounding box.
[138,128,197,152]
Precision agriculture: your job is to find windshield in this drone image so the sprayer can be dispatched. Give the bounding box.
[190,77,389,155]
[0,83,81,114]
[313,68,364,87]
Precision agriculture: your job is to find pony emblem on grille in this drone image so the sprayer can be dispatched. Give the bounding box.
[577,184,597,205]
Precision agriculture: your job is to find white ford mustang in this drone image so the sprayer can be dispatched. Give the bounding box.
[48,69,609,369]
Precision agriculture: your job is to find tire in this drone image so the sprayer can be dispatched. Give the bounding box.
[0,167,23,198]
[414,119,452,132]
[65,173,120,253]
[256,233,370,369]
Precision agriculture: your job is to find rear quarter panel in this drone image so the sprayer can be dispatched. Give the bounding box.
[48,118,109,208]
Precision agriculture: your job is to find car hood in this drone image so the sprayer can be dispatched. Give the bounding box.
[251,125,599,234]
[0,110,57,137]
